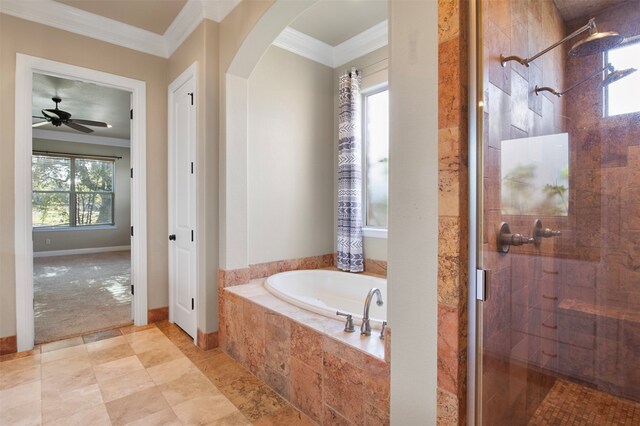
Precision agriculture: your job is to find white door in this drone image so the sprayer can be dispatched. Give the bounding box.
[168,67,197,339]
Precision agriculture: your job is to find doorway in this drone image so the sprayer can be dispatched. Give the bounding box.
[31,73,133,343]
[15,54,148,352]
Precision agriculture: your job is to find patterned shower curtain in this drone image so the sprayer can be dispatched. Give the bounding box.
[337,69,364,272]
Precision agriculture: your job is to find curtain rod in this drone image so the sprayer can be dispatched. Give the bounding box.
[341,57,389,76]
[33,150,122,160]
[360,57,389,71]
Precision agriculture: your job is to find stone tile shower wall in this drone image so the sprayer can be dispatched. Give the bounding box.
[480,0,567,424]
[558,2,640,401]
[438,0,470,424]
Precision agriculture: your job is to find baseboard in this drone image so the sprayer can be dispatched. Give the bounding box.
[0,335,17,356]
[33,245,131,258]
[197,329,219,351]
[147,307,169,323]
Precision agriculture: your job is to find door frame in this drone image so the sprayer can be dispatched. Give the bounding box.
[468,0,483,424]
[167,62,198,342]
[15,53,148,352]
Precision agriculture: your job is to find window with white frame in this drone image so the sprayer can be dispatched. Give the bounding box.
[363,86,389,232]
[605,41,640,116]
[32,154,115,228]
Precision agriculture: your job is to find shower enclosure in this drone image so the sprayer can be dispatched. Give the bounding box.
[471,0,640,424]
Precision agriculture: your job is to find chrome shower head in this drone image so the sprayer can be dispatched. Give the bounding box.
[602,66,637,87]
[569,30,624,57]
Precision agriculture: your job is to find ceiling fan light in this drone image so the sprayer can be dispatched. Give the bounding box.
[107,124,113,128]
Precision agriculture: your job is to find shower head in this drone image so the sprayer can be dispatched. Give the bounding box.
[500,17,621,67]
[569,31,624,57]
[535,63,636,97]
[602,66,637,86]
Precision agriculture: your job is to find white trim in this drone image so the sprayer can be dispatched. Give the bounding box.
[273,27,334,67]
[164,0,204,57]
[168,62,199,343]
[363,227,388,239]
[33,225,117,232]
[333,20,389,67]
[0,0,240,59]
[0,0,166,57]
[33,245,131,258]
[15,54,148,352]
[33,129,130,148]
[201,0,241,23]
[273,20,389,68]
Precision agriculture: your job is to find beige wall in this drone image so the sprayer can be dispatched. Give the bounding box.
[388,0,438,422]
[32,139,131,252]
[168,19,221,332]
[0,13,168,338]
[247,46,334,264]
[333,46,389,262]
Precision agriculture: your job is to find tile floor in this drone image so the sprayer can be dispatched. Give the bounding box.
[0,322,314,425]
[530,379,640,425]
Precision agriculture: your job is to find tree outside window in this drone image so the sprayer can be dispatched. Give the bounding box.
[32,154,115,228]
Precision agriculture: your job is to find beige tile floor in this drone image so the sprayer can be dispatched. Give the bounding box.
[0,323,314,425]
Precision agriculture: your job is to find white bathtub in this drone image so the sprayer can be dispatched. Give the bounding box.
[264,270,387,329]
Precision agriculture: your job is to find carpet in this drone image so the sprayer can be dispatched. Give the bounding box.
[34,251,132,344]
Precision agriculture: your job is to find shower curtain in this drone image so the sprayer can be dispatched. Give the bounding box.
[337,68,364,273]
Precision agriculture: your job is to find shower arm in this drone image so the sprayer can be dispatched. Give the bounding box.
[501,18,596,67]
[535,63,613,97]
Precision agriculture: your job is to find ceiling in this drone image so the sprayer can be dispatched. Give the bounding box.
[289,0,387,46]
[32,73,131,140]
[553,0,629,22]
[54,0,187,34]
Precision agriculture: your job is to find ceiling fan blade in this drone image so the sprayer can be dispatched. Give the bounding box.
[65,122,94,133]
[69,118,109,127]
[42,110,60,119]
[32,115,48,119]
[32,121,49,128]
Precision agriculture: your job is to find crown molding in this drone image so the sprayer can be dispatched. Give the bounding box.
[164,0,205,57]
[33,128,130,148]
[273,27,334,67]
[0,0,167,57]
[0,0,240,59]
[333,20,388,67]
[273,20,388,68]
[202,0,241,23]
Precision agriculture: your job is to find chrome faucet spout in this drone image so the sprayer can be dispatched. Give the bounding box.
[361,288,383,336]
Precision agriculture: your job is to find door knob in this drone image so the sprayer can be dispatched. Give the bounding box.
[169,234,176,241]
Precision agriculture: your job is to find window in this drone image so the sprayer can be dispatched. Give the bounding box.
[32,154,115,228]
[605,41,640,116]
[363,87,389,232]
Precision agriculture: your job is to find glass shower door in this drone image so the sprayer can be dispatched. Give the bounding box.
[475,0,640,424]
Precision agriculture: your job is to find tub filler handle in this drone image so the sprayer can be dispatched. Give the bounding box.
[336,311,355,333]
[380,321,387,339]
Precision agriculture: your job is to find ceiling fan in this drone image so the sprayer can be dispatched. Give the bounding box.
[32,97,111,133]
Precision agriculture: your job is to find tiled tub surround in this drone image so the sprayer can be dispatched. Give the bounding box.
[219,281,390,425]
[218,254,387,291]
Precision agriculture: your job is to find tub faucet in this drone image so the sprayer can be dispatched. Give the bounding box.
[361,288,383,336]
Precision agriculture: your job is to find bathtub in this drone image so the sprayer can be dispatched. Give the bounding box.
[264,269,387,329]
